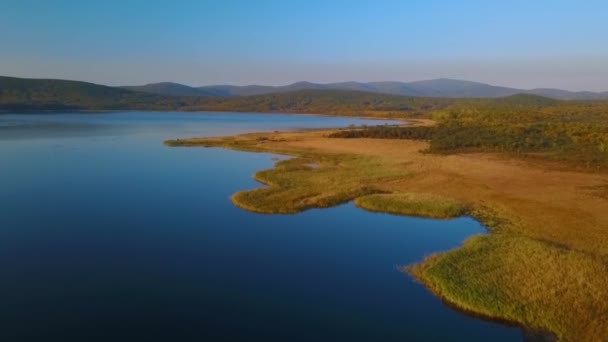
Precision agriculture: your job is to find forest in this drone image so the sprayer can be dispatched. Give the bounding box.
[331,95,608,169]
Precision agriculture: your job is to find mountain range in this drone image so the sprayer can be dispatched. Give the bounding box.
[122,78,608,100]
[2,75,607,114]
[0,75,502,114]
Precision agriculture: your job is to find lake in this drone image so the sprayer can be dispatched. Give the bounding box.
[0,112,521,341]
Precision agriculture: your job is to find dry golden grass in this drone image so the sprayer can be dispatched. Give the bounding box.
[408,234,608,341]
[355,193,466,219]
[166,128,608,341]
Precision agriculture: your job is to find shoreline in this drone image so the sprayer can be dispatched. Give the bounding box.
[407,270,557,341]
[0,109,413,122]
[165,125,608,341]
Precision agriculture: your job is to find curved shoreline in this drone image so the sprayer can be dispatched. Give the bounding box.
[165,126,608,341]
[227,156,555,336]
[232,164,557,337]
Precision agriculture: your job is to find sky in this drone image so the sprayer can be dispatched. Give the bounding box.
[1,0,607,91]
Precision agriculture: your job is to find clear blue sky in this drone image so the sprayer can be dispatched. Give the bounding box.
[1,0,607,90]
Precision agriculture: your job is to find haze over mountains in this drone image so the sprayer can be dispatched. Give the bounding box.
[2,75,608,113]
[122,78,608,100]
[3,75,603,118]
[0,75,545,114]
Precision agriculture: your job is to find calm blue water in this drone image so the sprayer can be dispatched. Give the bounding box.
[0,112,520,341]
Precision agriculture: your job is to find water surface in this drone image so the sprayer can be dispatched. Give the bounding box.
[0,112,520,341]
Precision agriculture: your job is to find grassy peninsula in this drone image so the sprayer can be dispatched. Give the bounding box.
[354,193,466,219]
[165,111,608,340]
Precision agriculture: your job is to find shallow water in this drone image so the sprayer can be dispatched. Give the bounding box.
[0,112,521,341]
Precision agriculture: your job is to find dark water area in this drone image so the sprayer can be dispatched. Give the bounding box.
[0,112,521,341]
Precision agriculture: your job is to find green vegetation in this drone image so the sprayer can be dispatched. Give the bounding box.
[331,95,608,169]
[408,234,608,341]
[354,193,466,219]
[193,89,453,117]
[231,154,384,214]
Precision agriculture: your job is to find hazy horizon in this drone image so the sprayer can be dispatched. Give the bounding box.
[2,0,608,91]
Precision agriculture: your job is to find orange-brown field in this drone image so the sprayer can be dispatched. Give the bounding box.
[166,128,608,341]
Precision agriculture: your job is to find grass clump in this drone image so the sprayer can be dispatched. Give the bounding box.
[232,155,405,214]
[407,234,608,341]
[167,133,409,214]
[354,193,466,219]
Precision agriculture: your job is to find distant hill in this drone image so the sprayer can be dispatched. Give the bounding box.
[197,84,280,97]
[395,79,518,98]
[525,88,608,100]
[195,89,457,115]
[124,78,608,100]
[198,80,480,97]
[2,76,603,117]
[0,76,459,114]
[0,76,187,111]
[121,82,216,97]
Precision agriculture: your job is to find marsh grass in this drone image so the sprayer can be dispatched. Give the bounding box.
[232,154,411,213]
[166,130,608,341]
[167,134,409,214]
[408,234,608,341]
[405,201,608,341]
[354,193,466,219]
